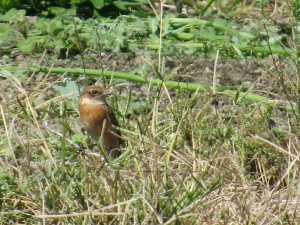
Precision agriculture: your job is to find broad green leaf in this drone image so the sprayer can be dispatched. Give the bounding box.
[53,27,65,37]
[114,1,127,10]
[72,133,88,143]
[53,80,78,100]
[0,24,12,40]
[0,9,25,22]
[148,33,159,45]
[185,46,196,55]
[213,18,228,27]
[0,23,10,32]
[18,36,36,54]
[91,0,104,9]
[228,20,238,28]
[129,101,148,110]
[49,7,76,16]
[70,0,81,4]
[36,18,60,36]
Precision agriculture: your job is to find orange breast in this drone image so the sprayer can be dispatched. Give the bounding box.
[79,104,107,128]
[78,101,120,156]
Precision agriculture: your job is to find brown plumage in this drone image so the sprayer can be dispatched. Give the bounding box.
[78,85,121,158]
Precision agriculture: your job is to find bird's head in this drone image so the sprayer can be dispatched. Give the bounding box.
[78,85,112,106]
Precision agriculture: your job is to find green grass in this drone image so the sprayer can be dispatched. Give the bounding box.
[1,65,299,223]
[1,0,300,224]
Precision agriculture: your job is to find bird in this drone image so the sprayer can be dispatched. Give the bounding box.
[78,85,122,158]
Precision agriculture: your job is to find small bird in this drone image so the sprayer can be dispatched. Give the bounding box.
[78,85,121,158]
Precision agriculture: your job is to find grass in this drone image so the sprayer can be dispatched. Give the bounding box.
[1,62,299,224]
[1,0,300,224]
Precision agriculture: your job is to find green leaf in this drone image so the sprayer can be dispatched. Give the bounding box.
[148,33,159,44]
[36,18,60,36]
[164,63,182,81]
[0,9,25,22]
[53,80,78,100]
[238,32,255,39]
[70,0,81,4]
[48,7,76,16]
[149,16,159,34]
[0,24,12,39]
[72,133,87,143]
[53,28,65,37]
[130,63,148,75]
[193,26,215,40]
[162,14,171,33]
[213,18,228,27]
[129,101,148,110]
[91,0,104,9]
[0,23,10,32]
[18,36,36,54]
[232,43,243,57]
[114,1,127,10]
[176,32,194,40]
[185,46,196,55]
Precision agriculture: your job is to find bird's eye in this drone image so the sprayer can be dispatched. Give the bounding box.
[91,90,98,95]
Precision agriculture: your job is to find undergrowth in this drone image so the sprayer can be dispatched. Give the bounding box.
[1,0,300,224]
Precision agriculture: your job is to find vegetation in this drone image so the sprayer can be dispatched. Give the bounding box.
[0,0,300,224]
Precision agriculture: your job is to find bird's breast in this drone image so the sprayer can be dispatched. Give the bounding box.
[79,104,107,128]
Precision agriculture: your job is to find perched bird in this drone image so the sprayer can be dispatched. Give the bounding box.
[78,85,121,158]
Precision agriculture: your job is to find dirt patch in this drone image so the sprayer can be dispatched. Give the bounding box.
[1,50,289,98]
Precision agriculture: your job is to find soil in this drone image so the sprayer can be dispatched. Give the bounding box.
[0,48,291,100]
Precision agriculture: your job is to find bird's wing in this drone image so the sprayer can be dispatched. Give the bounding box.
[106,105,124,146]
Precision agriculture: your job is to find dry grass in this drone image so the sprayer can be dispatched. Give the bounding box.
[1,52,300,224]
[0,1,299,224]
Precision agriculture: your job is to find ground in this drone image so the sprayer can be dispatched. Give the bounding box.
[1,4,299,223]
